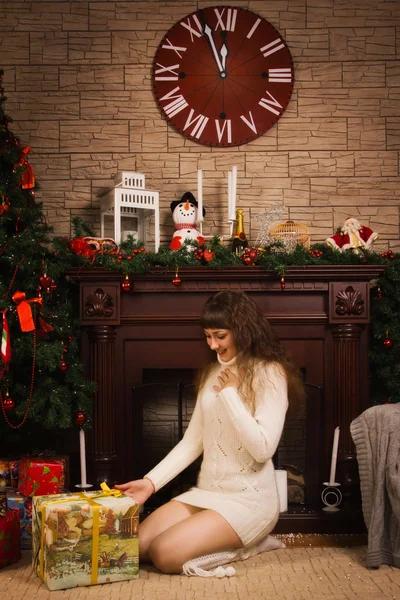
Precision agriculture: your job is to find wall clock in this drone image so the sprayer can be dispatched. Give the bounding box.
[152,5,294,147]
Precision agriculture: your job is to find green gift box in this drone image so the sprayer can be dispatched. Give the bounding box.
[32,486,139,591]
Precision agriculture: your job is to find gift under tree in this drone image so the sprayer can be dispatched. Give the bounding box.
[0,70,93,452]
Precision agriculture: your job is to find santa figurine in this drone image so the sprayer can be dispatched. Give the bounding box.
[326,217,378,254]
[169,191,206,251]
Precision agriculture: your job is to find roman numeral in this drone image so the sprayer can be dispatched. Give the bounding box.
[247,18,261,39]
[180,15,203,42]
[154,63,180,81]
[268,68,292,83]
[240,111,257,134]
[159,86,188,118]
[214,8,238,32]
[260,38,285,58]
[259,91,283,116]
[184,109,209,139]
[215,119,232,144]
[161,38,187,59]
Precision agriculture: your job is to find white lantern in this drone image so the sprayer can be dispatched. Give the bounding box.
[99,171,160,251]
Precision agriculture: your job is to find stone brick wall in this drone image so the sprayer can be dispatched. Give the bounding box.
[1,1,399,250]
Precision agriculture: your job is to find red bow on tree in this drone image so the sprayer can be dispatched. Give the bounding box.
[17,146,36,189]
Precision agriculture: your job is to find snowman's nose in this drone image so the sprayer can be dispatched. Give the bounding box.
[184,200,190,211]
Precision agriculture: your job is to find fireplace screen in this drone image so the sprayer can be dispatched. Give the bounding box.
[132,369,322,511]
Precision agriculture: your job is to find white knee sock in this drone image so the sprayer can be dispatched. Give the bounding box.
[181,535,285,578]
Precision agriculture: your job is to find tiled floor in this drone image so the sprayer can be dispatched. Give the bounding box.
[2,544,400,600]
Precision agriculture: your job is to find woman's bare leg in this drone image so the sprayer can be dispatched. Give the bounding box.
[139,500,203,562]
[148,507,243,574]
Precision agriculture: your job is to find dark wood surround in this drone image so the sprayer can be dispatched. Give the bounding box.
[70,265,385,533]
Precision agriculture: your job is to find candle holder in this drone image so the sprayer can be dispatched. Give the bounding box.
[321,482,342,512]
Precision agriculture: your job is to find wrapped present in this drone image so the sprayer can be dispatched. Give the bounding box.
[32,483,139,591]
[6,490,33,550]
[0,460,19,489]
[18,457,63,497]
[0,507,21,569]
[30,454,70,490]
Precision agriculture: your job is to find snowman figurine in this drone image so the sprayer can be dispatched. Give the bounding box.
[169,191,206,251]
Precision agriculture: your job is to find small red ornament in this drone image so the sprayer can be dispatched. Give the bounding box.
[377,287,382,300]
[0,202,9,216]
[121,275,132,292]
[75,411,87,426]
[2,392,15,412]
[383,338,393,349]
[39,274,52,291]
[172,276,181,286]
[59,359,68,372]
[280,276,285,291]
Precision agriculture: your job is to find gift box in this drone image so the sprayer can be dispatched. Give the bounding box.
[31,454,70,490]
[0,460,19,489]
[6,491,33,550]
[32,484,139,591]
[18,457,63,497]
[0,507,21,569]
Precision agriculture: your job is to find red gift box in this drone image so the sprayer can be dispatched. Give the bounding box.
[0,509,21,569]
[18,458,63,498]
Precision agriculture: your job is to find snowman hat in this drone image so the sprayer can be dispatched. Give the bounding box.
[170,192,206,217]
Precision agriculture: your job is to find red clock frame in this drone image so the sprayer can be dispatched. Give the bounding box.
[152,6,294,148]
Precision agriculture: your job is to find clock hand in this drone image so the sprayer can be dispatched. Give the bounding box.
[203,24,226,77]
[220,30,229,71]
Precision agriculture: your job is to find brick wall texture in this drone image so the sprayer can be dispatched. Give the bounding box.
[1,0,399,250]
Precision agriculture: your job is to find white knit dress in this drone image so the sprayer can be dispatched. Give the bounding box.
[144,355,288,546]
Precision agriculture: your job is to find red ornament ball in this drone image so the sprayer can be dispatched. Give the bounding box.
[172,277,181,286]
[121,276,132,292]
[59,359,69,372]
[2,394,15,412]
[75,411,87,426]
[383,338,393,349]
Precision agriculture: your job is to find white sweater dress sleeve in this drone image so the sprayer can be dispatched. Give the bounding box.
[144,392,204,492]
[217,362,288,463]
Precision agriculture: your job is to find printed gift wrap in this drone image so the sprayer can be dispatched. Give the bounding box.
[18,457,63,497]
[0,508,21,569]
[32,483,139,591]
[6,491,33,550]
[0,460,19,489]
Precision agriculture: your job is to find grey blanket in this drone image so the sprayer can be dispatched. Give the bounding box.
[350,404,400,568]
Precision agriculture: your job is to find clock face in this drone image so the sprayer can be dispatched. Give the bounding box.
[152,6,294,147]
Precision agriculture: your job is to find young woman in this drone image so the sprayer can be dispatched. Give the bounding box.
[115,291,305,576]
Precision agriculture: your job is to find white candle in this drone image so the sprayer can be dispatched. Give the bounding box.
[329,426,340,485]
[79,427,87,487]
[228,170,232,220]
[231,165,237,221]
[275,470,288,512]
[197,168,203,223]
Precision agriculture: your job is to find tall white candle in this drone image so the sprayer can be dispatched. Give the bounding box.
[275,469,288,512]
[231,165,237,221]
[329,426,340,485]
[197,168,203,223]
[79,427,87,487]
[228,170,233,221]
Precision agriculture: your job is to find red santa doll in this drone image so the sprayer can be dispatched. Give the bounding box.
[326,217,378,254]
[169,192,206,251]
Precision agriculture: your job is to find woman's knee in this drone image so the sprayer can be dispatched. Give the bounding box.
[148,536,181,574]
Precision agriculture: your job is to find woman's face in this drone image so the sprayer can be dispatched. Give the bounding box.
[204,328,237,363]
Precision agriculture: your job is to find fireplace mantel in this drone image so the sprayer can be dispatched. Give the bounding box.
[70,264,385,532]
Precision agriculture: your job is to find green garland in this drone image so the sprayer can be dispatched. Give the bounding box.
[53,218,399,405]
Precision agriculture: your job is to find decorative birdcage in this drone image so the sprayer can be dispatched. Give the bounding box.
[269,220,310,251]
[99,171,160,251]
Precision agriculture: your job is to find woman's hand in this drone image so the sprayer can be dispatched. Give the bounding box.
[213,368,240,393]
[114,477,155,505]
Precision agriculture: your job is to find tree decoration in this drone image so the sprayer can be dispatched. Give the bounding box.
[75,410,87,426]
[381,250,394,260]
[240,248,260,266]
[121,274,132,292]
[2,390,15,412]
[377,287,382,300]
[383,331,393,349]
[172,267,181,287]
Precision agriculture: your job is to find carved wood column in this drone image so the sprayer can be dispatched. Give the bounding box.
[329,283,369,504]
[80,281,121,487]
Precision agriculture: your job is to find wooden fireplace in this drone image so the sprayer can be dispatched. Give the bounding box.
[70,264,385,533]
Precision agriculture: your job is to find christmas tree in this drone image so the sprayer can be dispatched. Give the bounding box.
[0,70,94,447]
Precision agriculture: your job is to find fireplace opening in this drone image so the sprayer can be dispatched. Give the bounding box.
[132,369,322,512]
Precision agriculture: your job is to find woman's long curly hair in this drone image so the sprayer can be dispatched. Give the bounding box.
[198,290,305,409]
